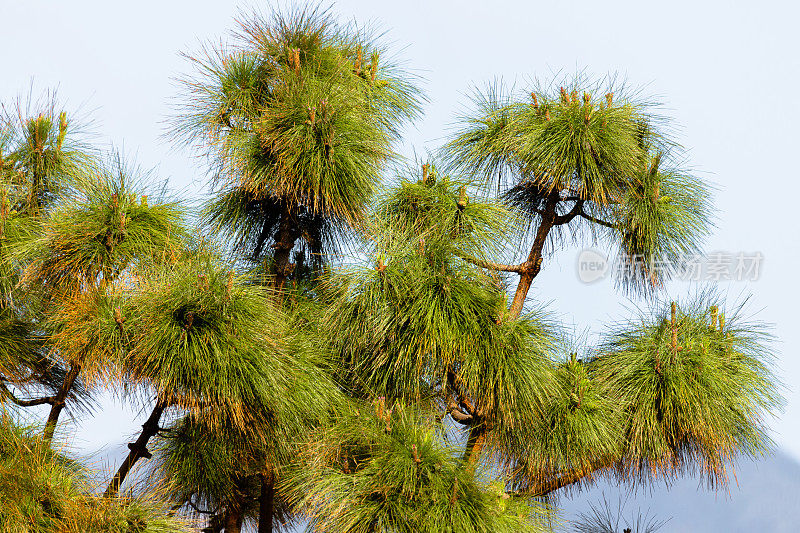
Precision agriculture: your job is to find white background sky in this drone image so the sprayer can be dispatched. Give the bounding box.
[2,0,799,466]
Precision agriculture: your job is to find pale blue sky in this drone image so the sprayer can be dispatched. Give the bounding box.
[2,0,799,466]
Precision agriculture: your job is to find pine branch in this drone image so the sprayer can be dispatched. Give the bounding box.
[43,361,82,441]
[453,250,532,274]
[258,471,275,533]
[579,211,616,229]
[104,396,170,498]
[553,199,585,225]
[447,396,474,424]
[462,424,486,467]
[0,382,55,407]
[508,189,560,318]
[512,458,614,498]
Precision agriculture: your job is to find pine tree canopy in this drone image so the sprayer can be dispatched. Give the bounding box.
[0,5,783,533]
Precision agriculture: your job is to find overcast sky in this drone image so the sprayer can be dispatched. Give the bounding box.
[2,0,799,467]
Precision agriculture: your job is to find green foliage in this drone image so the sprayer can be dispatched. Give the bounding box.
[1,159,186,397]
[608,154,712,291]
[320,167,536,402]
[120,251,341,430]
[289,401,547,533]
[18,159,184,295]
[443,76,712,292]
[510,355,622,493]
[44,287,126,388]
[0,411,190,532]
[143,284,346,528]
[372,164,516,261]
[456,313,559,461]
[0,8,784,533]
[0,309,43,384]
[593,296,781,486]
[178,5,422,270]
[0,95,95,216]
[444,80,646,200]
[150,415,263,521]
[322,257,504,401]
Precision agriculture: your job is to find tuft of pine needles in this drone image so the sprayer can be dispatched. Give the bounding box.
[593,294,782,488]
[287,400,550,533]
[442,74,712,294]
[0,410,192,532]
[175,4,423,273]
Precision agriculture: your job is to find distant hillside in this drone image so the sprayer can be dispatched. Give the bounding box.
[557,451,800,532]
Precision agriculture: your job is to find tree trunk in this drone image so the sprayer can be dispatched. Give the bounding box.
[272,204,298,294]
[258,470,275,533]
[202,513,224,533]
[462,424,486,467]
[507,190,561,319]
[252,217,272,260]
[104,397,168,497]
[43,361,81,441]
[224,506,243,533]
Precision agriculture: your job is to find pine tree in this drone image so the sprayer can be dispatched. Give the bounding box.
[174,6,421,291]
[169,6,421,530]
[0,6,784,533]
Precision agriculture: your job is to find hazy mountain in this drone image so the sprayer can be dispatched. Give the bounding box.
[557,451,800,532]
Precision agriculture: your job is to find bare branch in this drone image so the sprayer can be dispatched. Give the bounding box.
[453,250,533,274]
[447,396,474,424]
[0,382,55,407]
[580,211,616,229]
[553,199,585,225]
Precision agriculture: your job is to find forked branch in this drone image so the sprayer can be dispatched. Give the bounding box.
[0,382,55,407]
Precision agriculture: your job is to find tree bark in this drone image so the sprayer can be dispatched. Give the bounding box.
[462,423,486,467]
[42,361,81,441]
[272,204,298,294]
[224,506,243,533]
[104,397,169,497]
[447,396,474,424]
[521,457,616,497]
[201,513,224,533]
[507,190,561,319]
[453,251,530,274]
[258,470,275,533]
[0,381,55,407]
[251,217,273,260]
